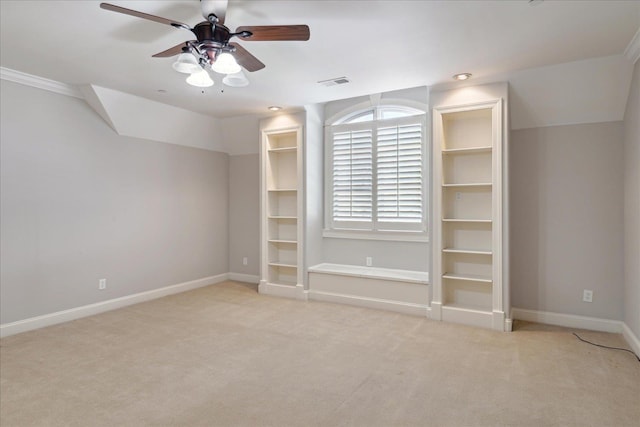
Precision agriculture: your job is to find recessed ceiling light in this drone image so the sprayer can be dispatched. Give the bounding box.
[268,106,282,111]
[453,73,472,81]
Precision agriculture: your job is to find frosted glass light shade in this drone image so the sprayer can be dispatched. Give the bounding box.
[222,70,249,87]
[186,70,214,87]
[211,52,241,74]
[172,53,201,74]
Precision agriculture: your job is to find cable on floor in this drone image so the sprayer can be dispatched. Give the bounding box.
[573,333,640,362]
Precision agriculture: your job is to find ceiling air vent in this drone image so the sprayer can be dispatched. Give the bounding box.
[318,77,351,87]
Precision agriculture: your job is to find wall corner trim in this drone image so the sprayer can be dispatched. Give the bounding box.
[0,67,83,99]
[0,273,229,338]
[624,28,640,64]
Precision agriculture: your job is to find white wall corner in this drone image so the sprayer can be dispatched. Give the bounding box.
[0,67,83,99]
[83,85,225,152]
[80,84,118,132]
[624,28,640,64]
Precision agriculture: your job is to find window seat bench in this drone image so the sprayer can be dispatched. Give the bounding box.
[307,263,430,317]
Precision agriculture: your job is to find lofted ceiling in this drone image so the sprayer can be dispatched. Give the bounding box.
[1,0,639,118]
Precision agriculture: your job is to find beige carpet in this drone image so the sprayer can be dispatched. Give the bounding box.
[1,281,638,427]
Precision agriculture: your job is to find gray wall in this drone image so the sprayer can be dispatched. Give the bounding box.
[0,80,229,324]
[510,122,624,320]
[228,154,260,277]
[623,60,640,337]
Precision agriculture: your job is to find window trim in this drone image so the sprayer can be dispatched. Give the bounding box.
[324,100,430,241]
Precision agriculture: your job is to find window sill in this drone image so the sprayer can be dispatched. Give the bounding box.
[323,229,429,243]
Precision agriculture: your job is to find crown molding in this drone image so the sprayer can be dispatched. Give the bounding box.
[0,67,83,99]
[624,28,640,64]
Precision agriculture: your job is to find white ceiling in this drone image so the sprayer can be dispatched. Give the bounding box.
[1,0,638,118]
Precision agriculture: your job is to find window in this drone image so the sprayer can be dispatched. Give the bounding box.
[326,105,427,237]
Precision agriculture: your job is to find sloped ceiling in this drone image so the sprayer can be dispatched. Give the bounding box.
[1,1,638,118]
[1,1,638,153]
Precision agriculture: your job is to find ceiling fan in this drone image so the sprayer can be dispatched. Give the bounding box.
[100,1,310,78]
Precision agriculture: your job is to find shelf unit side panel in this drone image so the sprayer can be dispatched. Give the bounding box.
[442,109,492,150]
[443,187,492,220]
[443,221,492,252]
[443,279,492,311]
[443,252,493,278]
[268,132,297,150]
[268,151,298,189]
[268,191,298,217]
[443,152,492,184]
[491,102,503,312]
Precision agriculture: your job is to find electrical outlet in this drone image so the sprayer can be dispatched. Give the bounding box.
[242,257,248,266]
[583,289,593,303]
[99,279,106,290]
[456,192,462,200]
[366,257,373,267]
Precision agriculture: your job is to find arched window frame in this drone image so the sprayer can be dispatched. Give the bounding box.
[324,100,429,241]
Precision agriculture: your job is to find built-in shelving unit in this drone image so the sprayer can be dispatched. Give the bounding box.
[432,100,508,331]
[260,126,304,298]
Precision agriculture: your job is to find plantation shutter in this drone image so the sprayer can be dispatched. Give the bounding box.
[332,128,373,224]
[376,122,423,225]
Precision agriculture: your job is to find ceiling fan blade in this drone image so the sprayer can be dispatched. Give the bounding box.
[235,25,310,41]
[229,43,265,72]
[201,0,228,25]
[152,42,197,58]
[100,3,191,31]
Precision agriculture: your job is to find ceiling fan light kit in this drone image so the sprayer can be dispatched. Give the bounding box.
[211,52,241,74]
[222,70,249,87]
[172,51,202,74]
[186,69,214,87]
[100,2,309,89]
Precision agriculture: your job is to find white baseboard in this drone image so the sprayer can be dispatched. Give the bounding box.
[228,273,259,284]
[308,290,430,317]
[512,307,622,333]
[621,322,640,357]
[512,308,639,357]
[0,273,229,338]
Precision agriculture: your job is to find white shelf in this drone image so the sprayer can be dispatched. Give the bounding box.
[442,146,492,154]
[442,272,492,283]
[442,248,492,255]
[267,279,297,287]
[268,261,298,268]
[268,188,297,192]
[442,303,492,315]
[268,147,296,153]
[268,215,298,220]
[268,239,297,244]
[442,183,492,188]
[442,218,492,223]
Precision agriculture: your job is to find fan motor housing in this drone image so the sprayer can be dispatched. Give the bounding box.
[193,22,230,47]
